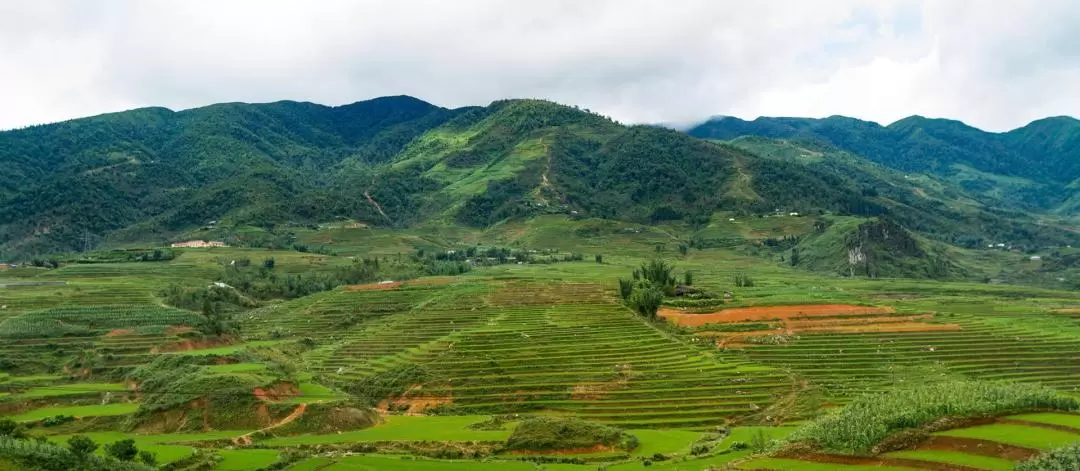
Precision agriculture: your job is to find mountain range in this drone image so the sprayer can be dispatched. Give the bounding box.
[1,96,1078,270]
[688,114,1080,212]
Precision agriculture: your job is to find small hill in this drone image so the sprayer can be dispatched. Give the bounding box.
[793,217,961,279]
[723,137,1073,250]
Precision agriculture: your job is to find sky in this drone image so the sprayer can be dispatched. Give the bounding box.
[2,0,1079,132]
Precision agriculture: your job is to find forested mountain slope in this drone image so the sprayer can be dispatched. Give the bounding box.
[2,96,1078,258]
[688,115,1080,211]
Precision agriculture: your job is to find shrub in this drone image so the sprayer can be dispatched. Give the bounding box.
[0,420,24,439]
[105,439,138,461]
[0,435,151,471]
[733,273,754,287]
[41,415,75,427]
[67,435,98,457]
[138,450,157,467]
[1017,443,1080,471]
[505,417,633,452]
[785,380,1079,455]
[617,279,634,301]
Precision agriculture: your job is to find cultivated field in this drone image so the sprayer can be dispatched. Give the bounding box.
[3,218,1080,470]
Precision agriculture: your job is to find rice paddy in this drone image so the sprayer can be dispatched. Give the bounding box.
[4,221,1080,470]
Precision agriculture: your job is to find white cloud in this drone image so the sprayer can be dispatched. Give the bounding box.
[0,0,1077,131]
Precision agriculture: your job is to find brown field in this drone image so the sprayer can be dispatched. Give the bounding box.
[344,281,402,291]
[680,305,959,348]
[660,304,895,326]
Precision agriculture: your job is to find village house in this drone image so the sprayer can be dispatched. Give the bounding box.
[0,263,9,271]
[170,240,227,248]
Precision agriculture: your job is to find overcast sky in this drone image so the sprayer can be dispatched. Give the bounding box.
[2,0,1078,132]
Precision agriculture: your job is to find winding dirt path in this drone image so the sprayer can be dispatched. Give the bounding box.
[233,403,307,445]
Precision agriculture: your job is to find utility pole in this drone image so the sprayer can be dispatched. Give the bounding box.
[82,231,94,253]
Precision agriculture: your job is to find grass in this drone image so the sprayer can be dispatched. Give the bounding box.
[205,363,266,373]
[12,383,127,398]
[215,449,280,470]
[42,430,253,464]
[936,423,1080,450]
[884,449,1014,471]
[262,416,514,445]
[320,455,535,470]
[1008,412,1080,429]
[286,457,335,470]
[12,403,139,422]
[627,429,703,456]
[738,458,919,470]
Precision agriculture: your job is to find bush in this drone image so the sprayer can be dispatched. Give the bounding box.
[1017,443,1080,470]
[41,415,75,427]
[0,435,151,471]
[733,273,754,287]
[785,380,1079,455]
[105,439,138,461]
[617,279,634,301]
[505,417,634,452]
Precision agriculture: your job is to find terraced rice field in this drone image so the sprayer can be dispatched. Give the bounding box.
[747,413,1080,470]
[248,281,789,428]
[664,304,1080,403]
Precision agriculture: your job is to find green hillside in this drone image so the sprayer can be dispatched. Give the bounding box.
[3,96,1079,282]
[688,114,1080,212]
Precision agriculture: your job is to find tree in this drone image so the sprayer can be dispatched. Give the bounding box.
[678,244,689,256]
[262,257,276,269]
[199,298,239,337]
[67,435,99,458]
[635,259,677,295]
[595,254,604,264]
[629,286,664,319]
[790,247,801,266]
[683,271,693,286]
[105,438,138,461]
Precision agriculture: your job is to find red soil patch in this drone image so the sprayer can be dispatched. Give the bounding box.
[253,382,301,402]
[105,329,134,337]
[377,384,452,415]
[166,325,195,335]
[150,336,233,353]
[344,281,401,292]
[920,435,1038,461]
[511,444,614,455]
[675,304,958,346]
[660,304,895,326]
[403,276,456,286]
[780,452,982,471]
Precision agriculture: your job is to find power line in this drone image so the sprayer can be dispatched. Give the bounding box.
[3,385,355,399]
